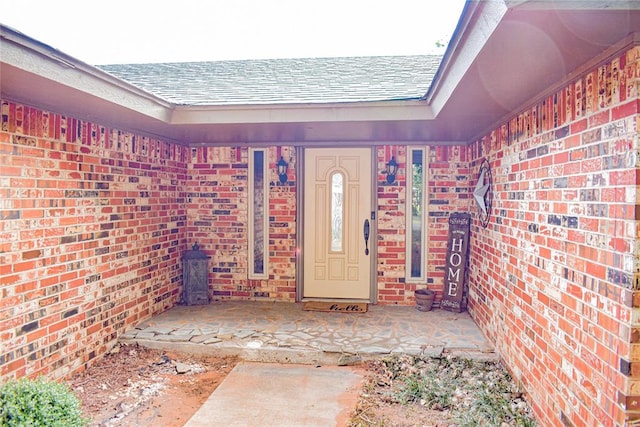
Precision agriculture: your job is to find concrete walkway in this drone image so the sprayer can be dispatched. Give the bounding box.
[184,362,363,427]
[119,301,494,365]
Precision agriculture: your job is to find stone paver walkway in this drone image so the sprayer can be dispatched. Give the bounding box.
[120,301,495,364]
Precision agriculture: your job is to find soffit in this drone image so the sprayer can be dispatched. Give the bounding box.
[429,0,640,141]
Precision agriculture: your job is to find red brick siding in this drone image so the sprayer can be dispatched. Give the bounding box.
[467,46,640,426]
[186,146,296,301]
[375,145,469,305]
[376,146,407,303]
[268,147,297,300]
[0,101,188,380]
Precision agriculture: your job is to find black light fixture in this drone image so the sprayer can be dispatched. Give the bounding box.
[277,156,288,184]
[385,156,398,184]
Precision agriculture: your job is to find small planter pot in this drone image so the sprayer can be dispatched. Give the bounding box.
[414,289,435,312]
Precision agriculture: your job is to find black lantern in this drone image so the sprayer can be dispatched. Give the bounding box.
[385,156,398,184]
[277,156,288,184]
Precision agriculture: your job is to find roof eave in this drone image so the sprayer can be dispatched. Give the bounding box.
[422,0,640,143]
[2,24,438,144]
[0,25,173,117]
[423,0,507,113]
[170,99,434,125]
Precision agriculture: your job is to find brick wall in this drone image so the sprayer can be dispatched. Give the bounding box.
[185,146,297,301]
[0,101,188,380]
[466,46,640,425]
[376,145,407,304]
[376,145,470,305]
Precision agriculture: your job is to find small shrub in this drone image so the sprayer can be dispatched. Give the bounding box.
[0,377,87,427]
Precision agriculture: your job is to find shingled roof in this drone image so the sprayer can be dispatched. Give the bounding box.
[98,55,441,106]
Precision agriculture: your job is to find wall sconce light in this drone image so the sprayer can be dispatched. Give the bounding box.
[385,156,398,184]
[277,156,288,184]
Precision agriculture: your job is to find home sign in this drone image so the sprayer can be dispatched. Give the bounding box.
[440,213,470,313]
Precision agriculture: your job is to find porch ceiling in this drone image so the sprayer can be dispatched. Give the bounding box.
[2,0,640,146]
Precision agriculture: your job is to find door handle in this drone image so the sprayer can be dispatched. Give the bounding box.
[363,219,370,256]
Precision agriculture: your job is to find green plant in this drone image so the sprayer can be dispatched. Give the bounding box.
[390,355,536,426]
[398,373,454,410]
[0,377,88,427]
[451,365,537,427]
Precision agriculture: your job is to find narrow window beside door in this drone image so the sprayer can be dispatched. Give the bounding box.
[406,147,429,282]
[249,148,269,279]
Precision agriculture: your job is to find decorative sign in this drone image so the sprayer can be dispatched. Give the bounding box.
[303,301,368,313]
[474,158,492,228]
[441,213,471,313]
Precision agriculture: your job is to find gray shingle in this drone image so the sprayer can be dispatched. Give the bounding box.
[98,55,441,105]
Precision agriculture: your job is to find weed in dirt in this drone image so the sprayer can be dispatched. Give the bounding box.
[395,362,454,410]
[351,354,536,427]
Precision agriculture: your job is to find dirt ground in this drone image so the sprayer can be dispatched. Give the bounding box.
[69,344,532,427]
[68,343,443,427]
[69,343,238,427]
[350,359,455,427]
[349,355,535,427]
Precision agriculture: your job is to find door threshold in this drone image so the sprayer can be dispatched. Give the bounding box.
[301,298,371,303]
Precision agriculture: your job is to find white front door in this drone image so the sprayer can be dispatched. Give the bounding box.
[303,148,372,300]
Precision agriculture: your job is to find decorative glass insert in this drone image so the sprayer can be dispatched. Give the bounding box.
[249,148,268,278]
[406,147,428,281]
[331,172,344,252]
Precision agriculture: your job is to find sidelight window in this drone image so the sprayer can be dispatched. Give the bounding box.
[406,147,428,281]
[249,148,269,279]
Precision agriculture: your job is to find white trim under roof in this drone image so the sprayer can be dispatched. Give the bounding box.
[170,100,434,125]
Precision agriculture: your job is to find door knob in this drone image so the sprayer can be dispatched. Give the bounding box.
[363,219,370,255]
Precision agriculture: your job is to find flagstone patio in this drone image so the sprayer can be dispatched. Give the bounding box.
[119,301,495,365]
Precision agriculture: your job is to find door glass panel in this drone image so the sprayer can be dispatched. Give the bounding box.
[331,172,344,252]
